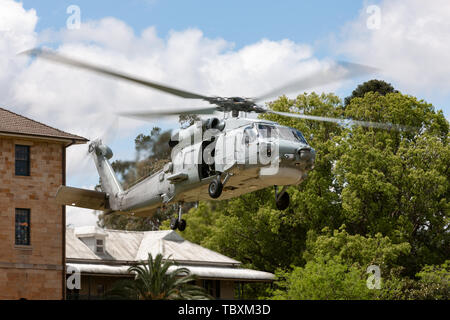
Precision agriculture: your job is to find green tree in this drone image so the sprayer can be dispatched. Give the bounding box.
[344,79,397,106]
[180,91,448,298]
[264,92,449,272]
[335,92,449,273]
[108,253,211,300]
[402,260,450,300]
[272,257,375,300]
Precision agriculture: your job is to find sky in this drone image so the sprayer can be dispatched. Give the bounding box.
[1,0,449,226]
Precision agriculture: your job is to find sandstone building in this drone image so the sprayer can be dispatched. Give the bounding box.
[0,107,274,300]
[0,107,87,299]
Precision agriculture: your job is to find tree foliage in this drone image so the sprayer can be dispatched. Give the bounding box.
[344,79,397,106]
[271,227,411,300]
[97,84,449,300]
[180,90,449,299]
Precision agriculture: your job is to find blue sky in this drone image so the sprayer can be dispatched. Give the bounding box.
[23,0,368,53]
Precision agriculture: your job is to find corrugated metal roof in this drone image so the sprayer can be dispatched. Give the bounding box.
[67,228,240,266]
[66,227,274,281]
[67,263,275,281]
[0,107,88,143]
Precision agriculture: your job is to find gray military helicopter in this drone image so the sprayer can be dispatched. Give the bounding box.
[24,49,403,231]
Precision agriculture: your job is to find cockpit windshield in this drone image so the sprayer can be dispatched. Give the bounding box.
[257,124,308,144]
[292,129,308,144]
[257,124,277,138]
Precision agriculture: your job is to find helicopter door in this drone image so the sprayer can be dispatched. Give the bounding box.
[237,125,258,165]
[214,132,236,172]
[235,129,245,164]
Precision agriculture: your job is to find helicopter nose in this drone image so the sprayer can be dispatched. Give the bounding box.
[298,148,314,162]
[297,147,315,169]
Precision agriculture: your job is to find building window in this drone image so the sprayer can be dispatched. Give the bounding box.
[15,145,30,176]
[96,239,104,253]
[97,284,105,297]
[202,280,214,297]
[215,280,221,299]
[15,209,30,245]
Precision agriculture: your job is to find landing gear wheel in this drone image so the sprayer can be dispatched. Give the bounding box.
[276,192,290,210]
[178,219,187,232]
[170,217,179,230]
[209,178,223,199]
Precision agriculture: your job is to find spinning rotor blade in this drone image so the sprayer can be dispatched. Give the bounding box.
[267,110,414,131]
[254,61,378,102]
[21,48,209,100]
[22,47,396,131]
[119,106,218,119]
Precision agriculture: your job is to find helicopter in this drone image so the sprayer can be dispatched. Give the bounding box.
[23,49,405,231]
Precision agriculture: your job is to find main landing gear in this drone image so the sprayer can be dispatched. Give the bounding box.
[208,173,232,199]
[275,186,290,210]
[170,203,187,231]
[208,177,223,199]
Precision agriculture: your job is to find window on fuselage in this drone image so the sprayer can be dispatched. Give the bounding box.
[243,126,257,144]
[257,124,308,144]
[277,127,308,144]
[293,129,308,144]
[257,124,277,139]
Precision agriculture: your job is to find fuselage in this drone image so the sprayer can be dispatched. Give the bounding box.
[92,117,315,217]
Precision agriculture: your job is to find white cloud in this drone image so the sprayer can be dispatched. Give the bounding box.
[338,0,450,111]
[0,0,363,227]
[66,206,101,228]
[0,0,37,104]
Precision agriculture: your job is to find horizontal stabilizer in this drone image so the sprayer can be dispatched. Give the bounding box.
[167,172,188,183]
[55,186,109,211]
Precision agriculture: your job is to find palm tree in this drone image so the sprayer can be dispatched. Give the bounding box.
[108,253,212,300]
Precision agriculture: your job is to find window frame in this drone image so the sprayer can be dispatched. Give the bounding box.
[243,125,257,144]
[15,208,31,246]
[15,145,31,176]
[96,238,104,253]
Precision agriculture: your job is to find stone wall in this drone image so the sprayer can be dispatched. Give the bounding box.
[0,136,65,299]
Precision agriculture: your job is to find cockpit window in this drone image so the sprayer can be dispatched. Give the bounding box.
[293,129,307,144]
[258,124,277,138]
[277,127,299,142]
[257,124,307,144]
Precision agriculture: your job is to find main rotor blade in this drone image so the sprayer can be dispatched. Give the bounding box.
[118,106,218,119]
[254,61,378,102]
[21,48,210,100]
[267,110,414,131]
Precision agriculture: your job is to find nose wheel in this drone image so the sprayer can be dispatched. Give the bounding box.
[170,203,187,231]
[275,186,290,210]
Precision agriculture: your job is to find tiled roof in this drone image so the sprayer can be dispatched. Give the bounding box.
[0,107,88,144]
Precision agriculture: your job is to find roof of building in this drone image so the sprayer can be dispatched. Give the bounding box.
[0,107,88,144]
[66,227,274,282]
[67,263,275,282]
